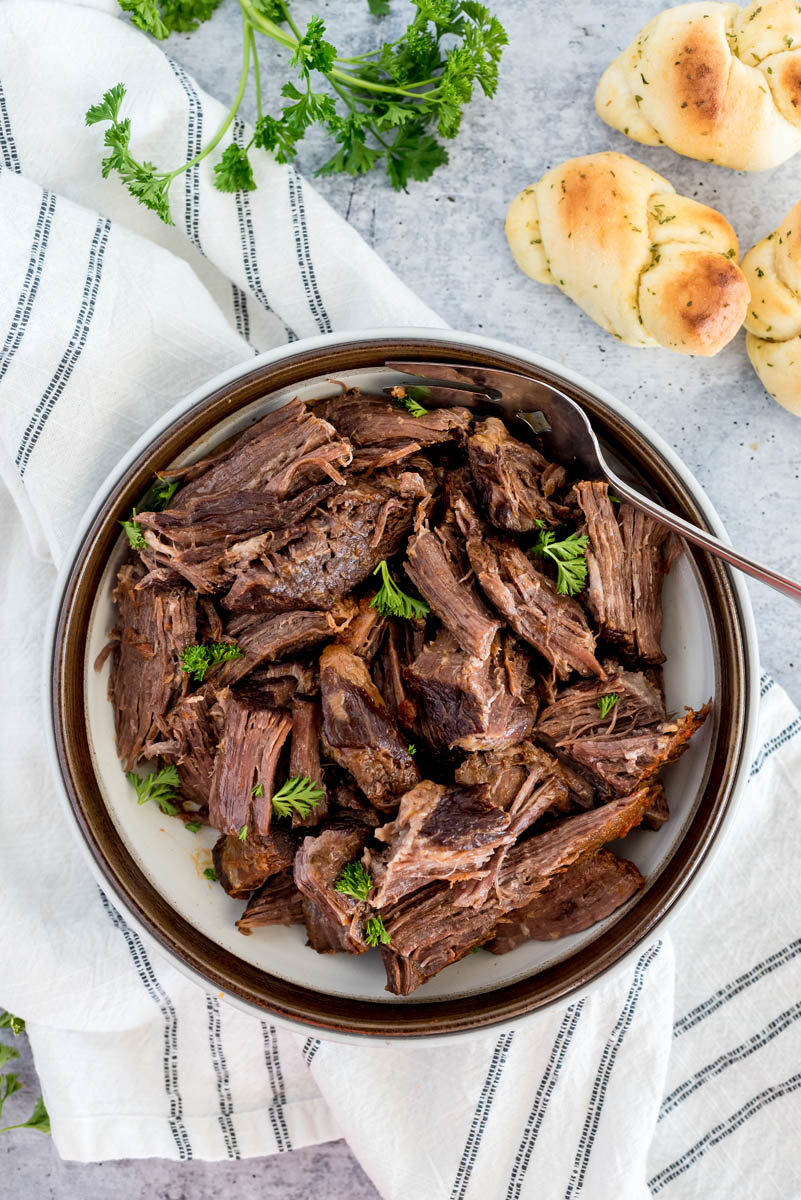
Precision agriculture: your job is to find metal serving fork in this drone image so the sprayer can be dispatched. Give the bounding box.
[384,360,801,604]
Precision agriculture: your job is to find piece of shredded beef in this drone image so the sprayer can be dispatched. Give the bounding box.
[486,849,644,953]
[288,698,328,828]
[576,482,668,665]
[207,692,292,835]
[143,690,218,809]
[294,824,369,954]
[110,564,197,771]
[236,871,304,932]
[209,602,355,687]
[379,786,654,994]
[405,629,537,753]
[367,781,513,907]
[467,417,572,531]
[405,523,500,659]
[212,828,296,898]
[320,644,419,808]
[222,471,428,614]
[316,389,471,454]
[336,593,388,662]
[537,670,710,797]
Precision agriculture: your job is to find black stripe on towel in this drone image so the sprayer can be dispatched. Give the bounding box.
[231,120,297,343]
[450,1030,515,1200]
[15,216,111,475]
[649,1071,801,1193]
[261,1022,292,1152]
[0,79,20,172]
[205,994,240,1159]
[302,1036,321,1066]
[673,936,801,1038]
[231,283,252,345]
[564,941,663,1200]
[166,56,203,251]
[749,716,801,778]
[506,1002,584,1200]
[0,189,57,386]
[287,166,331,335]
[98,889,192,1159]
[660,997,801,1120]
[759,674,774,698]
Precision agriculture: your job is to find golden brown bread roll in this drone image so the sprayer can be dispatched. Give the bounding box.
[505,151,749,355]
[741,200,801,415]
[595,1,801,171]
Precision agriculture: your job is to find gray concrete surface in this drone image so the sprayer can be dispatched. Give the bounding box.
[4,0,801,1195]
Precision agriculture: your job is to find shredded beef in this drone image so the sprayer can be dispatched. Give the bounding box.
[110,564,197,771]
[236,871,304,932]
[316,389,471,453]
[320,644,419,808]
[289,698,328,828]
[143,690,217,808]
[207,692,292,835]
[576,482,668,665]
[210,602,355,686]
[380,787,654,993]
[294,825,369,954]
[486,849,644,952]
[368,781,513,907]
[222,472,427,614]
[212,828,295,898]
[405,523,500,659]
[405,629,537,753]
[467,417,571,531]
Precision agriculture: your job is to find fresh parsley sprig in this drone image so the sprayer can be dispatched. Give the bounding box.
[127,764,181,815]
[179,642,243,683]
[0,1012,50,1138]
[529,522,589,597]
[271,775,326,819]
[120,508,147,550]
[391,386,428,417]
[365,914,391,947]
[371,560,430,620]
[335,861,373,902]
[88,1,507,221]
[596,693,619,719]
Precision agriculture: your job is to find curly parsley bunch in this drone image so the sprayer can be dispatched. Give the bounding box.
[86,0,507,224]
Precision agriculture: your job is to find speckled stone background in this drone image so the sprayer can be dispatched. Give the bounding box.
[4,0,801,1194]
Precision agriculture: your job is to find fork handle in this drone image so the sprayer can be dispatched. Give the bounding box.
[609,476,801,604]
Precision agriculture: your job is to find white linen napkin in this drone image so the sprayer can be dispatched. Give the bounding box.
[2,4,801,1197]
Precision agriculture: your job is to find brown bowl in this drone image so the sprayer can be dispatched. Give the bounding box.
[45,330,759,1041]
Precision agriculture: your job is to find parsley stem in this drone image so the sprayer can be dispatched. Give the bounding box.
[249,25,262,121]
[239,0,299,52]
[276,0,303,43]
[329,67,439,98]
[166,11,254,183]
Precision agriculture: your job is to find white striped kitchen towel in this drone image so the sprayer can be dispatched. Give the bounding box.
[1,3,801,1197]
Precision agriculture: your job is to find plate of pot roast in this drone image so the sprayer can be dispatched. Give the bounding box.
[77,352,731,1016]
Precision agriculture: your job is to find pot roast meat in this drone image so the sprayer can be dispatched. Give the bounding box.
[405,523,500,659]
[467,417,570,531]
[405,629,537,754]
[453,744,571,908]
[136,480,340,553]
[212,827,296,898]
[380,786,654,994]
[209,602,355,687]
[207,693,292,835]
[372,619,422,730]
[336,593,388,662]
[576,482,668,665]
[367,781,513,908]
[466,534,604,681]
[643,781,670,831]
[320,644,420,808]
[221,472,426,614]
[236,871,304,932]
[486,849,644,953]
[294,824,370,954]
[288,698,328,828]
[164,396,353,506]
[538,671,710,797]
[316,389,471,453]
[142,691,217,808]
[110,564,197,771]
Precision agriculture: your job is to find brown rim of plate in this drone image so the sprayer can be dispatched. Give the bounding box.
[50,335,749,1038]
